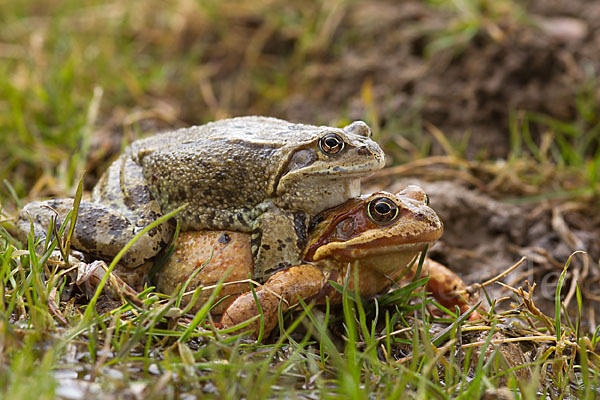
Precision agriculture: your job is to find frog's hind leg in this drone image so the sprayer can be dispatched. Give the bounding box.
[17,198,174,268]
[220,264,327,337]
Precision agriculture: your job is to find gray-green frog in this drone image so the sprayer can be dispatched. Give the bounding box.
[17,116,385,282]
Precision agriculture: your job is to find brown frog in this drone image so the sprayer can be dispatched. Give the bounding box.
[155,186,479,336]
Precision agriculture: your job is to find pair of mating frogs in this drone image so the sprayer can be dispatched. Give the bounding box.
[17,116,477,336]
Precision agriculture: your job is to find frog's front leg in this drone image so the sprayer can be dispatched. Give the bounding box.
[220,264,327,336]
[17,197,174,268]
[250,204,309,283]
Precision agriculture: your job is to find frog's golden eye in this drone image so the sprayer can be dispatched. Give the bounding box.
[367,197,399,224]
[319,133,345,155]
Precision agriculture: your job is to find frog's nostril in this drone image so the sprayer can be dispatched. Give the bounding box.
[357,146,371,156]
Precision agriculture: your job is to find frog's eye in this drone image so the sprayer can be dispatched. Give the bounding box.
[367,197,399,224]
[319,133,345,155]
[424,193,430,206]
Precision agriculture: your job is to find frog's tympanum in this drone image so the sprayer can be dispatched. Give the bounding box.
[16,116,385,282]
[155,186,476,337]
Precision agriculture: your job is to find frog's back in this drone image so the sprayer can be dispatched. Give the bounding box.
[132,116,321,151]
[202,116,321,143]
[125,116,326,231]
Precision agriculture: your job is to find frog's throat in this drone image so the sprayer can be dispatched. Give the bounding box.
[274,178,362,216]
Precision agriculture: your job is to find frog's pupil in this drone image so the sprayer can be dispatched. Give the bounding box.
[320,133,344,154]
[367,197,398,224]
[375,202,391,214]
[326,138,337,147]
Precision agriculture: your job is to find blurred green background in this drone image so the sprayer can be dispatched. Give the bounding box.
[1,0,599,207]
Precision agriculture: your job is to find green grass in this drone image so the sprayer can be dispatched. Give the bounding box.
[1,0,600,398]
[2,218,600,398]
[425,0,527,57]
[508,73,600,193]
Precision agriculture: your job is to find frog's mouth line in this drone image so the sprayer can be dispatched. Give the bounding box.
[314,161,386,176]
[312,229,442,261]
[273,160,383,196]
[335,239,438,258]
[346,222,444,248]
[289,150,385,176]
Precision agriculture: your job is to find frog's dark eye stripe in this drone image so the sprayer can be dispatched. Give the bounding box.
[424,193,430,206]
[367,197,399,224]
[319,133,345,155]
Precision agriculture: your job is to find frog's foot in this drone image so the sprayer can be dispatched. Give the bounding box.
[250,205,308,283]
[408,258,483,321]
[17,198,174,268]
[76,260,142,305]
[220,264,327,337]
[42,250,143,306]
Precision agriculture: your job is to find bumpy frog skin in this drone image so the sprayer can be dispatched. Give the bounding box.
[16,116,385,281]
[154,186,473,337]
